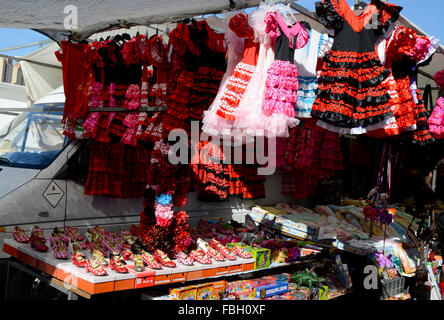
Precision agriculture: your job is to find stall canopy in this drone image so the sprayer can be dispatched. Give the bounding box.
[19,42,63,106]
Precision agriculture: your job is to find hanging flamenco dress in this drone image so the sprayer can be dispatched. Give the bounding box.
[262,11,309,118]
[213,13,259,122]
[187,20,226,124]
[234,4,300,140]
[293,26,333,118]
[311,0,402,134]
[202,11,246,138]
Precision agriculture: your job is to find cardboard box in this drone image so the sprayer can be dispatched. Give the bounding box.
[254,281,288,299]
[169,285,197,300]
[226,243,271,270]
[196,283,214,300]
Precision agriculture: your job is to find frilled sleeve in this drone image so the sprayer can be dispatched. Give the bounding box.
[315,0,344,30]
[375,0,402,35]
[295,23,310,50]
[318,33,333,58]
[264,11,280,39]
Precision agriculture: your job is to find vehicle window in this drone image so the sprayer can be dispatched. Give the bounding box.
[0,103,66,169]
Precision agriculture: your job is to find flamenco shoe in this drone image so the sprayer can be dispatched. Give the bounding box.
[30,225,48,252]
[133,254,145,272]
[53,227,70,244]
[231,246,252,259]
[122,248,134,261]
[141,251,162,269]
[64,226,85,243]
[189,250,212,264]
[153,249,176,268]
[71,242,86,268]
[109,252,128,273]
[176,251,193,266]
[197,238,225,261]
[209,239,236,260]
[12,226,29,243]
[92,249,109,266]
[49,233,69,259]
[85,257,107,276]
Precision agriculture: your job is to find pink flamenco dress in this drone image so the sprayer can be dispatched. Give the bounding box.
[201,12,246,138]
[428,97,444,139]
[262,11,309,118]
[233,5,300,141]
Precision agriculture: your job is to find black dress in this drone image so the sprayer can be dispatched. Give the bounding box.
[311,0,402,134]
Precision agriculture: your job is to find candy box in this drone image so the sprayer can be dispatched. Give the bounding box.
[227,243,271,269]
[169,285,197,300]
[196,283,214,300]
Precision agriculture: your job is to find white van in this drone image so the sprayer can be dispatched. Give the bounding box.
[0,86,143,257]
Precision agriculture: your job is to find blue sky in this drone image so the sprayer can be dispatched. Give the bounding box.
[0,0,443,57]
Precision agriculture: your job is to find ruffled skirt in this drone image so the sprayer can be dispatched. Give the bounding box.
[312,50,395,134]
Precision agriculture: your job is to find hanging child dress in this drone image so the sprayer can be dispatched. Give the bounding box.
[213,13,259,121]
[201,12,249,138]
[428,97,444,139]
[293,26,333,118]
[311,0,402,134]
[262,11,309,118]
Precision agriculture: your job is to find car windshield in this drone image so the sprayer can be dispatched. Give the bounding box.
[0,103,66,169]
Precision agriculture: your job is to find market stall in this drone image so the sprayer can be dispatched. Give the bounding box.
[2,0,444,301]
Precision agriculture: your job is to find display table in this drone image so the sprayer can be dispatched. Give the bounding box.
[3,238,257,298]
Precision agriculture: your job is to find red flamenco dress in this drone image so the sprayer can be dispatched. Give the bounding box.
[215,13,259,121]
[312,0,402,134]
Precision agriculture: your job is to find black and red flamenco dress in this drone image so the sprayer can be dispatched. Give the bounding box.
[311,0,402,134]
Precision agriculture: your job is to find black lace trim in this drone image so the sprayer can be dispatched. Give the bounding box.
[311,109,394,129]
[316,88,391,107]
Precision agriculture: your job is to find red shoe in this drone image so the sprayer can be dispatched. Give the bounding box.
[210,239,236,260]
[109,252,128,273]
[85,257,107,276]
[71,242,86,268]
[190,250,212,264]
[141,251,162,269]
[154,249,176,268]
[12,226,29,243]
[122,248,134,261]
[232,246,252,259]
[30,225,48,252]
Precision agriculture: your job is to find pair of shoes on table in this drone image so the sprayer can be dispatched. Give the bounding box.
[109,251,128,273]
[131,241,161,270]
[210,238,252,259]
[176,251,193,266]
[197,238,226,262]
[30,225,48,252]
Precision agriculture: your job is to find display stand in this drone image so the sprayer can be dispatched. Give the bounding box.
[3,238,322,299]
